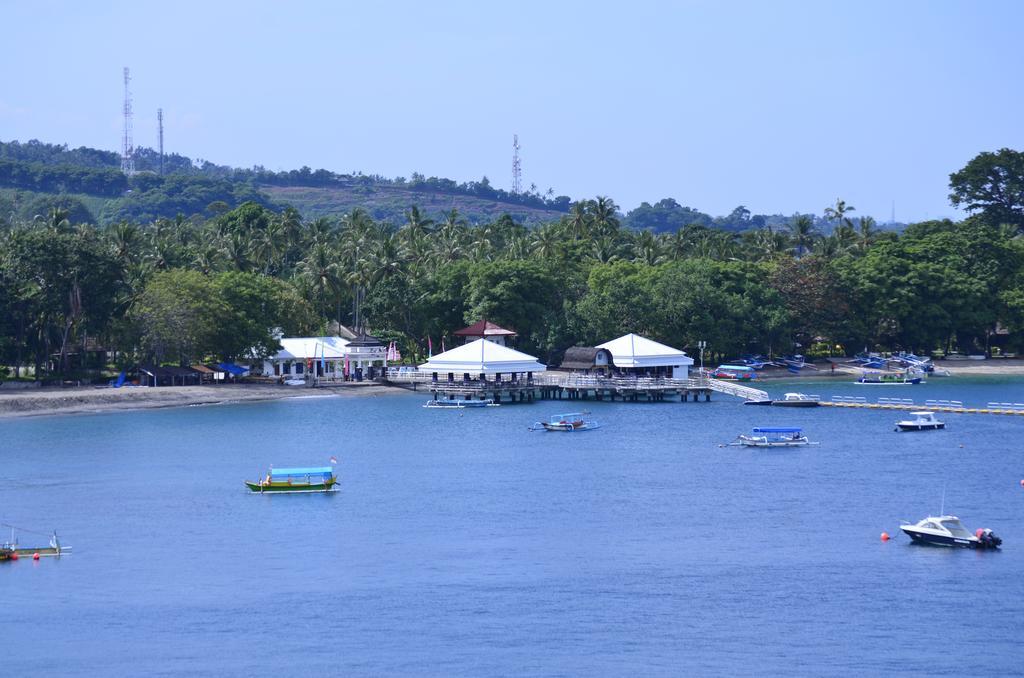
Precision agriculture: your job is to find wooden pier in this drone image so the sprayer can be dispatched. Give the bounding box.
[384,370,768,404]
[821,396,1024,415]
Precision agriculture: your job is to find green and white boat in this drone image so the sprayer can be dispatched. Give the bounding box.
[245,466,337,493]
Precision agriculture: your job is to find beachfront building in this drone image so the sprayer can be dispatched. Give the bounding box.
[257,335,387,381]
[597,333,694,379]
[453,320,517,347]
[558,347,615,375]
[419,338,546,383]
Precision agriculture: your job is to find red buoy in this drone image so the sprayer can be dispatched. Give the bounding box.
[976,528,984,539]
[1020,479,1024,487]
[32,552,40,560]
[10,552,18,560]
[880,532,890,542]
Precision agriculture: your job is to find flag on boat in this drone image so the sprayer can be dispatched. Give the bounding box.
[329,456,338,465]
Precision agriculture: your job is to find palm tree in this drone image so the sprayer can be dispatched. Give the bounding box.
[566,203,590,240]
[108,221,140,264]
[295,242,343,319]
[305,217,336,248]
[787,214,819,257]
[590,196,620,239]
[251,218,286,275]
[403,205,436,238]
[631,230,666,265]
[824,198,856,233]
[589,236,621,264]
[530,223,561,259]
[832,222,858,253]
[856,216,878,253]
[35,207,71,234]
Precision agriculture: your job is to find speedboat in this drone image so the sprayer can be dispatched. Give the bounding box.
[895,411,945,431]
[900,515,1001,549]
[729,427,818,447]
[774,392,821,407]
[531,412,601,432]
[743,392,821,407]
[423,399,498,408]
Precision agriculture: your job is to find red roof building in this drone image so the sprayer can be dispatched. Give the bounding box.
[453,320,517,346]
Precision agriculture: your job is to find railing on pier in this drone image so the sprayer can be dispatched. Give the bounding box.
[831,395,867,404]
[704,378,768,402]
[385,368,768,401]
[878,397,915,406]
[925,399,965,410]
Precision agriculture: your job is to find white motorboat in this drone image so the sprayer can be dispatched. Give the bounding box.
[900,515,1001,549]
[729,427,818,447]
[896,411,945,431]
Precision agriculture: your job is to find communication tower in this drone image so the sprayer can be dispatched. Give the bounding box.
[157,108,164,175]
[512,134,522,195]
[121,67,135,175]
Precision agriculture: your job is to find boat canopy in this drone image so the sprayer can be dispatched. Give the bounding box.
[752,427,802,433]
[270,467,334,478]
[551,413,583,421]
[717,365,754,372]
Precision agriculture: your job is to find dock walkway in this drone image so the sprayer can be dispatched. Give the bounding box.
[384,370,767,403]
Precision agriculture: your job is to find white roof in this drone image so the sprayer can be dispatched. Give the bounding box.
[270,337,350,360]
[419,338,546,374]
[597,333,694,368]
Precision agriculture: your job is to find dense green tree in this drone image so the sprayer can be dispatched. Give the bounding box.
[949,148,1024,231]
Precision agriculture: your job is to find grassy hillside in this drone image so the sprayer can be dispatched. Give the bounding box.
[262,184,568,225]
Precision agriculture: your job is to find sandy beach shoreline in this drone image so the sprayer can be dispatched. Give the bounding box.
[2,359,1023,419]
[0,381,406,419]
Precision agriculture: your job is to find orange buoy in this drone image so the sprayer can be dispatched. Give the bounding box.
[10,552,18,560]
[32,552,40,560]
[1020,479,1024,487]
[880,532,890,542]
[976,528,984,539]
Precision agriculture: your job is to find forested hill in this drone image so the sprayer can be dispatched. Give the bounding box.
[0,139,572,226]
[0,138,876,232]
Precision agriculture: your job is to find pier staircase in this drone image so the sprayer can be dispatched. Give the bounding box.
[704,378,768,402]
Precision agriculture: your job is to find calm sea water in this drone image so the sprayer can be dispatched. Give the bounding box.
[2,376,1023,676]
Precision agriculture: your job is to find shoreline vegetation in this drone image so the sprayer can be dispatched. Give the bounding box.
[3,360,1024,419]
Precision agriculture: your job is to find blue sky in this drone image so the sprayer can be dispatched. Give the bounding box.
[2,1,1022,221]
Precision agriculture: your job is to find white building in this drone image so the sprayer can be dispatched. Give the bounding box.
[258,335,387,381]
[597,333,694,379]
[419,338,546,381]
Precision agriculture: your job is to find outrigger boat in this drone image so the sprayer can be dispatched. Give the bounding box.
[530,412,601,432]
[856,370,923,385]
[245,466,338,493]
[423,399,499,408]
[0,526,70,561]
[729,427,818,448]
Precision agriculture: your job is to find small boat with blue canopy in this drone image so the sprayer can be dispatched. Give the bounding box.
[530,412,601,432]
[245,466,337,493]
[729,427,817,447]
